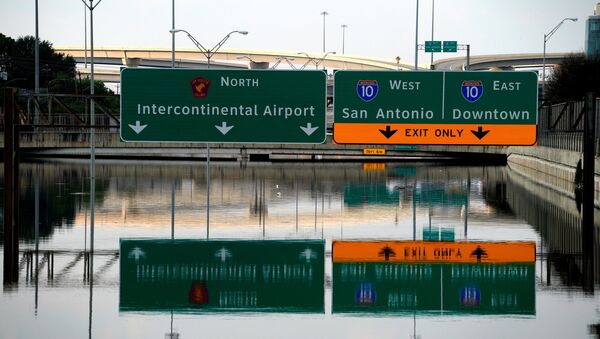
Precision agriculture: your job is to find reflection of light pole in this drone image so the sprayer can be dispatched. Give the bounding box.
[170,29,248,69]
[321,11,329,53]
[170,28,247,236]
[542,17,577,102]
[341,24,348,54]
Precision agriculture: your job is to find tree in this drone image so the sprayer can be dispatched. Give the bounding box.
[48,75,119,114]
[544,53,600,104]
[0,33,76,90]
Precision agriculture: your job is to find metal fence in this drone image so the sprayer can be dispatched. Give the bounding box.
[0,91,119,132]
[537,98,600,154]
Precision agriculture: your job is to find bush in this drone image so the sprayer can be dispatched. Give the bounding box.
[544,53,600,104]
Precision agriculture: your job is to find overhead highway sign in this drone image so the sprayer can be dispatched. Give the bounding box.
[120,69,327,143]
[333,71,537,145]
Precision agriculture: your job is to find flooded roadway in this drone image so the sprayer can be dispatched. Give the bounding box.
[1,160,598,338]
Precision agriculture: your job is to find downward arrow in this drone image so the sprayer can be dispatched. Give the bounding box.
[378,125,398,139]
[300,123,319,136]
[470,126,490,140]
[128,121,147,134]
[215,122,234,135]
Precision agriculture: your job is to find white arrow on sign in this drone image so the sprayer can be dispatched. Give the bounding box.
[128,121,147,134]
[215,122,234,135]
[300,123,318,136]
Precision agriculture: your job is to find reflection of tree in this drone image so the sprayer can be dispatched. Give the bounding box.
[1,164,110,242]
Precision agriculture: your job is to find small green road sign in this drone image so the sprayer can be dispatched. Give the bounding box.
[120,69,327,144]
[425,40,442,52]
[120,239,325,313]
[443,41,458,52]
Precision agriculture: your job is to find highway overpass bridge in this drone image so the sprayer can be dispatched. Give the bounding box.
[55,47,572,83]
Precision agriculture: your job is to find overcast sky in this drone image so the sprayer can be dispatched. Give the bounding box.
[0,0,597,64]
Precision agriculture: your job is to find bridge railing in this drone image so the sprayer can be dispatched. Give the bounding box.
[537,98,600,155]
[0,91,119,132]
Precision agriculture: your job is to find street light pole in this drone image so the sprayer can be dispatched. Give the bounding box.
[34,0,39,125]
[170,29,247,236]
[84,3,87,68]
[171,0,175,68]
[430,0,435,69]
[341,24,348,54]
[170,29,248,69]
[321,11,329,53]
[297,52,317,69]
[315,51,336,70]
[542,17,577,102]
[414,0,419,70]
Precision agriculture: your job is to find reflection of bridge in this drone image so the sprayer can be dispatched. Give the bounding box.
[18,249,119,287]
[55,47,572,83]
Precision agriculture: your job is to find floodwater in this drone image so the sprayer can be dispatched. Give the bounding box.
[1,160,599,339]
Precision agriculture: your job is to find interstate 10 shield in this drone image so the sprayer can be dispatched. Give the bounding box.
[356,80,378,102]
[461,80,483,103]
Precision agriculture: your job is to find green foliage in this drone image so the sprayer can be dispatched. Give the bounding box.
[48,75,119,113]
[0,33,76,89]
[545,53,600,104]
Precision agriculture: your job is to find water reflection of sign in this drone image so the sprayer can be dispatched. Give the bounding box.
[363,163,386,172]
[343,182,468,207]
[333,262,535,315]
[333,241,535,263]
[344,183,399,206]
[414,183,468,206]
[120,239,325,313]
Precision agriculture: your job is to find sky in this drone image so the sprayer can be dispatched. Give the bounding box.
[0,0,597,65]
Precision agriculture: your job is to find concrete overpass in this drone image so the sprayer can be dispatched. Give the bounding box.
[433,52,572,71]
[55,47,574,83]
[55,46,418,80]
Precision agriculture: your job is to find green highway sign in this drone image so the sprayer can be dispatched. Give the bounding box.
[120,239,325,313]
[333,70,538,145]
[425,40,442,52]
[443,40,458,52]
[120,69,327,143]
[333,262,535,315]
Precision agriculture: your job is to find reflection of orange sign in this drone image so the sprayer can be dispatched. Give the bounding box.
[363,163,385,171]
[334,123,536,145]
[332,241,535,263]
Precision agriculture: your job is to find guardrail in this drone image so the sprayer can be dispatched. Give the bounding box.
[538,98,600,154]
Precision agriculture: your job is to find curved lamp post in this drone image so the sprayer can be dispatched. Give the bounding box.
[169,28,247,237]
[297,52,316,69]
[315,51,336,69]
[542,17,577,102]
[170,29,248,69]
